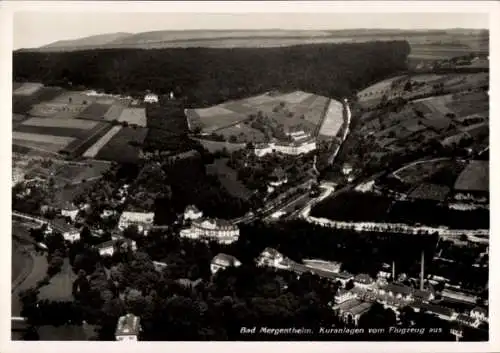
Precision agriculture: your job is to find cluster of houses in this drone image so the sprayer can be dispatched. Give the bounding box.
[255,247,488,330]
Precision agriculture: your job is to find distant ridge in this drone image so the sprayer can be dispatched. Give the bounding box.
[21,28,489,52]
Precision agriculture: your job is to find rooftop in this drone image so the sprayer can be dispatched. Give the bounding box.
[212,253,241,267]
[354,273,374,284]
[120,211,155,224]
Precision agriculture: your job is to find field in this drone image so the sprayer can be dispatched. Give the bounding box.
[393,159,463,184]
[206,158,252,200]
[77,103,112,120]
[409,45,485,60]
[216,123,267,143]
[186,90,331,140]
[94,127,148,163]
[103,105,125,121]
[60,122,114,157]
[408,183,451,202]
[318,99,344,137]
[454,160,489,192]
[12,87,64,115]
[13,82,44,96]
[21,117,99,129]
[194,138,246,153]
[117,108,147,127]
[13,131,75,146]
[38,259,77,301]
[12,240,31,284]
[51,91,97,105]
[51,160,112,187]
[82,125,123,158]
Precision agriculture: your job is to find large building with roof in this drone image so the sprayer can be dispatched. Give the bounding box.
[254,139,317,157]
[118,211,155,233]
[180,218,239,244]
[211,253,242,275]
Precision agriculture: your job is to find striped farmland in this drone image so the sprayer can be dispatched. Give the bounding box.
[60,122,113,157]
[21,117,99,129]
[78,103,112,120]
[82,126,123,158]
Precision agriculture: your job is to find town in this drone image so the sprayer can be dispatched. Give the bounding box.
[10,18,489,342]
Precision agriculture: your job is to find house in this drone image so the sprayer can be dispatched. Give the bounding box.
[184,205,203,221]
[180,218,239,244]
[118,211,155,233]
[152,261,168,272]
[256,247,288,269]
[342,163,353,175]
[333,298,373,326]
[96,239,137,257]
[101,209,116,219]
[456,314,480,328]
[268,167,288,187]
[377,271,391,279]
[143,93,159,104]
[61,203,79,222]
[115,313,141,341]
[470,307,488,322]
[63,229,81,243]
[254,139,317,157]
[210,253,242,275]
[353,273,375,289]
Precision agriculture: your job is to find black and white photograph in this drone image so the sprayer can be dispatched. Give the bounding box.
[1,1,497,350]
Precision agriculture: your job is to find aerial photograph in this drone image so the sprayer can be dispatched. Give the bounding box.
[8,6,490,344]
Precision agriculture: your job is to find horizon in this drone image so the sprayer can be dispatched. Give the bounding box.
[13,12,489,50]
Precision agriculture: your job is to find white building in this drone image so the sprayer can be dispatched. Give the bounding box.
[143,93,159,104]
[256,247,289,269]
[115,313,141,341]
[210,253,242,275]
[184,205,203,221]
[342,163,353,175]
[334,288,357,304]
[470,307,488,322]
[63,229,81,243]
[180,218,239,244]
[61,204,79,222]
[303,259,342,273]
[254,139,317,157]
[118,211,155,233]
[101,209,116,219]
[353,273,375,289]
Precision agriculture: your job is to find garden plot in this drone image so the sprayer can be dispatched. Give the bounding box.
[117,108,147,127]
[21,117,99,130]
[318,99,344,137]
[82,126,123,158]
[13,82,44,96]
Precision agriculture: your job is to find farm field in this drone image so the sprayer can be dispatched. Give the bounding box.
[194,138,246,153]
[60,122,113,157]
[103,105,125,121]
[408,183,451,202]
[13,131,75,146]
[77,103,112,120]
[82,125,123,158]
[21,117,99,129]
[454,160,489,192]
[318,99,344,137]
[117,108,147,127]
[206,158,252,200]
[50,160,112,187]
[51,91,97,105]
[94,127,148,163]
[13,82,43,96]
[393,159,464,184]
[13,87,64,115]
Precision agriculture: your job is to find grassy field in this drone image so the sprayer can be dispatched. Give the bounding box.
[51,160,111,186]
[118,107,147,127]
[77,103,112,120]
[94,126,148,163]
[103,105,125,121]
[13,131,75,146]
[21,117,99,129]
[194,138,246,153]
[13,82,44,96]
[51,91,97,105]
[216,123,267,143]
[60,122,113,157]
[38,259,76,301]
[82,125,123,158]
[13,87,64,115]
[318,99,344,137]
[207,158,252,200]
[454,160,489,192]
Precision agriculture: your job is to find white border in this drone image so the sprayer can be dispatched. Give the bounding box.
[0,2,498,353]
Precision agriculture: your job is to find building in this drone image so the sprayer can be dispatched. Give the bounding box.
[60,203,79,222]
[342,163,353,175]
[152,261,168,272]
[101,209,116,219]
[96,239,137,257]
[456,314,480,328]
[302,259,342,273]
[180,218,239,244]
[254,139,317,157]
[268,167,288,187]
[334,288,357,304]
[115,313,141,341]
[118,211,155,233]
[332,298,373,326]
[256,247,288,269]
[470,307,488,322]
[62,229,81,243]
[184,205,203,221]
[143,93,159,104]
[377,283,434,304]
[211,253,242,274]
[412,302,457,321]
[353,273,375,289]
[441,288,478,304]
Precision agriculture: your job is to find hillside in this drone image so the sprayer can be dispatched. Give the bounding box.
[13,41,411,107]
[23,28,488,52]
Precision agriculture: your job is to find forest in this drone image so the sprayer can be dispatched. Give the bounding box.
[13,41,411,107]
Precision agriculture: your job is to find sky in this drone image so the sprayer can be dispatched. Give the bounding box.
[13,11,489,50]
